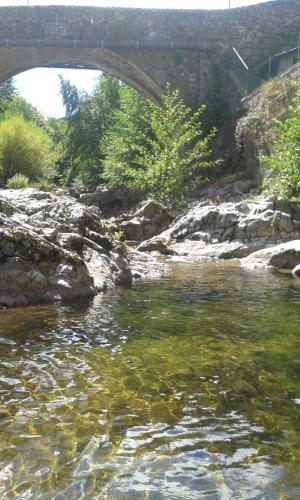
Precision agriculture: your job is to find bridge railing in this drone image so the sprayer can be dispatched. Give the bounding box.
[0,38,220,51]
[229,41,300,97]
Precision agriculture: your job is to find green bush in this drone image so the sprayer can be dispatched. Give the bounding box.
[0,115,57,184]
[262,84,300,198]
[6,173,29,189]
[103,85,218,209]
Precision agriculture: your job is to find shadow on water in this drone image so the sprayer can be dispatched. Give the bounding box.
[0,261,300,497]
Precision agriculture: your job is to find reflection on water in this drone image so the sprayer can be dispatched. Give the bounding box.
[0,261,300,498]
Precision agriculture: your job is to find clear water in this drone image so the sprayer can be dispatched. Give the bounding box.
[0,260,300,499]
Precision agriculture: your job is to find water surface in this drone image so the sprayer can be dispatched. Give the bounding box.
[0,261,300,499]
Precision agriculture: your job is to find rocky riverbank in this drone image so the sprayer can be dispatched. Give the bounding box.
[0,188,132,307]
[2,183,300,308]
[137,185,300,272]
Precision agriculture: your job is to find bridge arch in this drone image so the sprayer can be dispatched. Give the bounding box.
[0,45,163,104]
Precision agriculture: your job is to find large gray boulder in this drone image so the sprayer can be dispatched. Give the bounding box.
[241,240,300,269]
[0,188,131,308]
[119,199,172,241]
[80,187,144,218]
[137,195,300,261]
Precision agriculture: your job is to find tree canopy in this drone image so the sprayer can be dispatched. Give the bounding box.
[0,79,18,114]
[103,85,217,208]
[0,73,218,204]
[58,73,120,189]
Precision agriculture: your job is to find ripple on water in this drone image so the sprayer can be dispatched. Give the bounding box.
[0,261,300,497]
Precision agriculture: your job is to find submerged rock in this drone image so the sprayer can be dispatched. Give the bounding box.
[0,188,131,307]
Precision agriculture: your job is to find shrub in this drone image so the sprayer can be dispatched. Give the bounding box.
[103,85,218,209]
[262,83,300,198]
[0,115,57,184]
[6,173,29,189]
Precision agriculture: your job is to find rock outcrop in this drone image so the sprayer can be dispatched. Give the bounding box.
[3,183,300,308]
[117,199,172,241]
[235,63,300,177]
[138,194,300,265]
[241,240,300,270]
[0,188,131,307]
[80,187,144,218]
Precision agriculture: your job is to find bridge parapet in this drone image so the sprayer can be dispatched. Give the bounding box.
[0,1,299,108]
[0,2,300,66]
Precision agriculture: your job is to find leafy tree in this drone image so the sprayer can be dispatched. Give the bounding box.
[59,73,121,189]
[102,84,153,187]
[1,96,45,127]
[103,85,217,209]
[59,76,82,118]
[46,117,69,180]
[0,115,57,185]
[0,79,18,114]
[262,84,300,199]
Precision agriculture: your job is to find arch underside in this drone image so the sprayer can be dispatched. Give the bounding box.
[0,46,163,103]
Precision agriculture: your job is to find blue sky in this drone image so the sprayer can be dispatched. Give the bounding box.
[5,0,268,117]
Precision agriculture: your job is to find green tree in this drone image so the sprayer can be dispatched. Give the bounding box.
[103,85,217,209]
[0,115,56,185]
[262,84,300,199]
[102,84,153,187]
[0,79,18,114]
[59,73,120,189]
[59,76,82,118]
[1,96,45,127]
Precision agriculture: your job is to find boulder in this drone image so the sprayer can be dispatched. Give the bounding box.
[119,199,172,241]
[0,214,95,307]
[0,188,132,307]
[139,194,300,260]
[169,240,266,260]
[241,240,300,269]
[137,237,175,255]
[80,187,144,217]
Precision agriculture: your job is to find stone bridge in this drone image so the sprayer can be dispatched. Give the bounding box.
[0,0,300,107]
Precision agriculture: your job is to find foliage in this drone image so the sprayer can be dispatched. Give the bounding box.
[58,74,121,190]
[45,117,68,183]
[103,84,217,209]
[0,115,57,184]
[262,84,300,199]
[0,79,17,114]
[1,96,45,127]
[59,76,82,118]
[111,229,125,242]
[6,173,29,189]
[235,95,272,156]
[102,84,153,187]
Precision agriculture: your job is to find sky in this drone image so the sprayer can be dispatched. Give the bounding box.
[0,0,269,117]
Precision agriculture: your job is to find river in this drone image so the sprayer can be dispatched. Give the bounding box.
[0,260,300,499]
